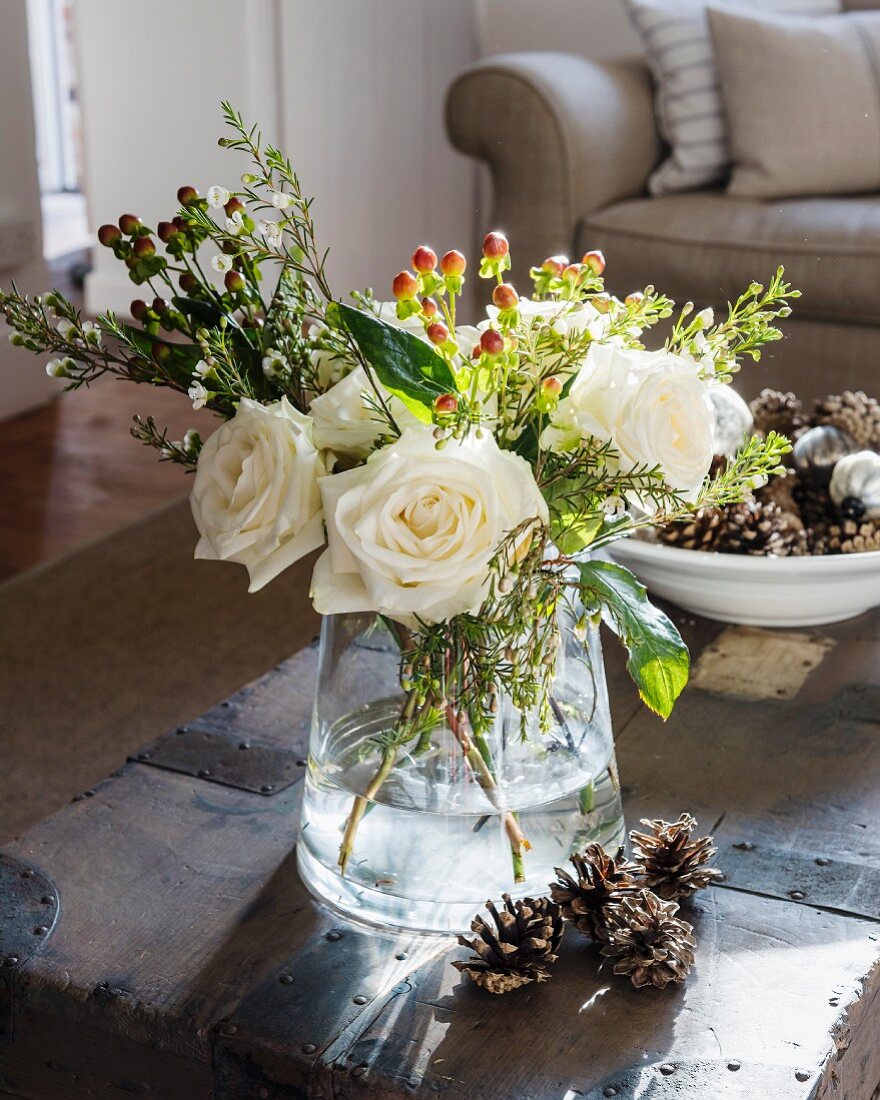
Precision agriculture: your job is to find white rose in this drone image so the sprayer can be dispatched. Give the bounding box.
[191,397,326,592]
[542,343,715,499]
[310,428,548,624]
[309,365,417,460]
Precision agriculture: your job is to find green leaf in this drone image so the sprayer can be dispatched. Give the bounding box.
[578,558,689,720]
[172,296,243,333]
[329,301,456,424]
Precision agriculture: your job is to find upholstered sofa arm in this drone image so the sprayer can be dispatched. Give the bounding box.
[446,52,661,267]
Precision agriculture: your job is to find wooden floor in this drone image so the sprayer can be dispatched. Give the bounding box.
[0,251,210,581]
[0,382,210,581]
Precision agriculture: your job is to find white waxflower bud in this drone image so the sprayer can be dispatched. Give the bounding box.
[46,358,67,377]
[55,318,76,340]
[183,429,201,453]
[270,190,294,209]
[206,185,230,209]
[210,254,233,273]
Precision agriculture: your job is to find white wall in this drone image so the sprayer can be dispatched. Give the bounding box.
[0,0,55,421]
[76,0,476,316]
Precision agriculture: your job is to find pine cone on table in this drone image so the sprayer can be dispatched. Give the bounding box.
[719,499,802,556]
[452,894,564,994]
[756,469,798,514]
[601,890,696,989]
[629,813,723,902]
[550,844,641,943]
[813,390,880,451]
[658,508,725,553]
[750,389,806,438]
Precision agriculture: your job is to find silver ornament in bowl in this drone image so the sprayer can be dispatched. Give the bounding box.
[709,384,754,458]
[792,425,858,485]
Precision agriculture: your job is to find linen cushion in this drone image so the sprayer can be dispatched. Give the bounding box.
[624,0,841,196]
[579,191,880,324]
[710,8,880,198]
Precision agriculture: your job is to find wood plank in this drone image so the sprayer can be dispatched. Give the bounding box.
[2,607,878,1099]
[314,889,879,1099]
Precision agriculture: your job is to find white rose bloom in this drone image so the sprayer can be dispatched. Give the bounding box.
[191,397,326,593]
[310,366,416,460]
[542,343,715,499]
[311,428,548,624]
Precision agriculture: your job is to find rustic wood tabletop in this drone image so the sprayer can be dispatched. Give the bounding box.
[1,607,878,1099]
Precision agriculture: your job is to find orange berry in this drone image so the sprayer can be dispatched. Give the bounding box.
[581,250,606,276]
[482,231,509,259]
[427,321,449,345]
[411,245,438,273]
[420,297,438,319]
[440,249,467,276]
[541,255,568,276]
[492,283,518,310]
[434,393,458,414]
[543,376,563,396]
[392,270,418,301]
[480,329,504,356]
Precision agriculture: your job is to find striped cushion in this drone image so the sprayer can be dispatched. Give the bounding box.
[625,0,842,195]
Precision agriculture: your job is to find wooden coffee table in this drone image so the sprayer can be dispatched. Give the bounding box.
[1,608,878,1099]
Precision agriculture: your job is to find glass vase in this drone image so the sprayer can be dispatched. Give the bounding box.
[297,605,624,935]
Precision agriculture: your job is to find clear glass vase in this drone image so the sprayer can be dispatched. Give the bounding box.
[297,605,624,935]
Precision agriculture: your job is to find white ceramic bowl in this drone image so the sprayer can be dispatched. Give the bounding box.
[608,536,880,626]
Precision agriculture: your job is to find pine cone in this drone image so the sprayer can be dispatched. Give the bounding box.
[452,894,564,994]
[793,478,838,529]
[658,508,725,552]
[750,389,806,438]
[756,469,798,514]
[550,845,641,942]
[630,813,723,901]
[815,518,880,555]
[601,890,696,989]
[813,390,880,451]
[719,499,802,557]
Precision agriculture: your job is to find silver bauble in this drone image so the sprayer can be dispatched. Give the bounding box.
[792,425,858,485]
[709,384,754,458]
[829,450,880,520]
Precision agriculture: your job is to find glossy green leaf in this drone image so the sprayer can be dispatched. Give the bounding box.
[578,558,689,719]
[330,301,456,424]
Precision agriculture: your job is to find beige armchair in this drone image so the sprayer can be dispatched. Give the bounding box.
[446,44,880,399]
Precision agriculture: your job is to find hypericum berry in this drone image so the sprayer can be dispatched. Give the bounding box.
[541,255,568,276]
[177,186,199,207]
[440,249,467,276]
[132,236,156,259]
[179,272,197,294]
[492,283,518,310]
[427,321,450,345]
[152,342,172,363]
[224,270,246,294]
[130,299,149,321]
[542,376,563,396]
[392,270,418,301]
[118,213,142,236]
[434,393,458,414]
[97,224,121,247]
[411,245,438,273]
[562,263,583,283]
[625,291,644,307]
[157,221,177,243]
[172,215,187,232]
[224,196,245,217]
[581,249,606,276]
[482,231,509,260]
[151,297,168,315]
[420,297,438,319]
[480,329,504,357]
[592,295,612,314]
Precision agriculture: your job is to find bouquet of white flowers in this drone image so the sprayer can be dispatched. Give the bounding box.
[2,105,793,893]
